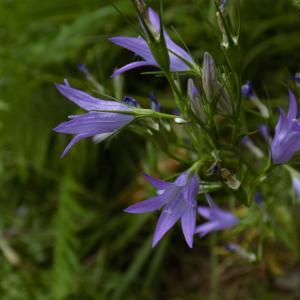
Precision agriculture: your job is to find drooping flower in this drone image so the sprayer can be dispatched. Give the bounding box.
[242,135,264,158]
[241,80,269,118]
[109,8,195,77]
[53,81,134,157]
[196,196,238,237]
[271,91,300,164]
[124,171,200,248]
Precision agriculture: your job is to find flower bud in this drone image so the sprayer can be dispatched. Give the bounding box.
[202,52,232,115]
[187,79,206,122]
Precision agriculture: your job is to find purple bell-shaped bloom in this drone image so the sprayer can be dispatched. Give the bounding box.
[109,8,195,77]
[271,91,300,164]
[53,81,134,157]
[125,171,200,248]
[196,197,238,237]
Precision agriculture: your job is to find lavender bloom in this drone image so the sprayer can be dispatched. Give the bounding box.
[292,177,300,202]
[109,8,195,77]
[125,172,200,248]
[241,80,254,98]
[196,198,238,237]
[271,91,300,164]
[53,82,134,157]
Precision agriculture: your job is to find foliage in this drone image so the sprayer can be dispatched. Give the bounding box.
[1,0,300,299]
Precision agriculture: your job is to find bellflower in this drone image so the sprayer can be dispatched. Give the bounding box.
[196,197,238,237]
[109,8,195,77]
[271,91,300,164]
[241,80,269,118]
[53,81,134,157]
[124,171,200,248]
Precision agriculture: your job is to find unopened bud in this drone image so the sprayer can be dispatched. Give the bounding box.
[187,78,206,122]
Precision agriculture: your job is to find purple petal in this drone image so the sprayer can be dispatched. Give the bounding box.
[143,173,172,189]
[174,172,188,186]
[147,8,193,71]
[195,221,219,237]
[60,133,89,157]
[181,206,196,248]
[109,36,157,64]
[287,90,298,121]
[148,7,160,32]
[55,83,129,111]
[183,174,199,206]
[54,112,133,135]
[124,196,163,213]
[152,197,185,247]
[165,37,194,71]
[197,206,212,219]
[111,61,153,78]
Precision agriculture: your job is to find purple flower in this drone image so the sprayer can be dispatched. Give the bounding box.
[271,91,300,164]
[241,80,254,98]
[124,171,200,248]
[109,8,195,77]
[242,80,269,118]
[53,82,134,157]
[196,197,238,237]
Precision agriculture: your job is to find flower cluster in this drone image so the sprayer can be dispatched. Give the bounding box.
[53,3,300,252]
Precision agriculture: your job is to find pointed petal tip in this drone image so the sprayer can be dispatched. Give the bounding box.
[151,236,159,248]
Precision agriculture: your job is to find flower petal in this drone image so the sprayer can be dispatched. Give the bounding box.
[152,197,185,247]
[143,173,172,189]
[183,173,199,206]
[109,36,156,64]
[60,133,89,157]
[287,90,298,121]
[111,61,153,78]
[197,206,212,219]
[181,206,196,248]
[55,83,129,111]
[195,221,219,237]
[124,196,164,213]
[53,112,133,135]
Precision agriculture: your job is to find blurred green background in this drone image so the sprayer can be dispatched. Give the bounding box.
[1,0,300,299]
